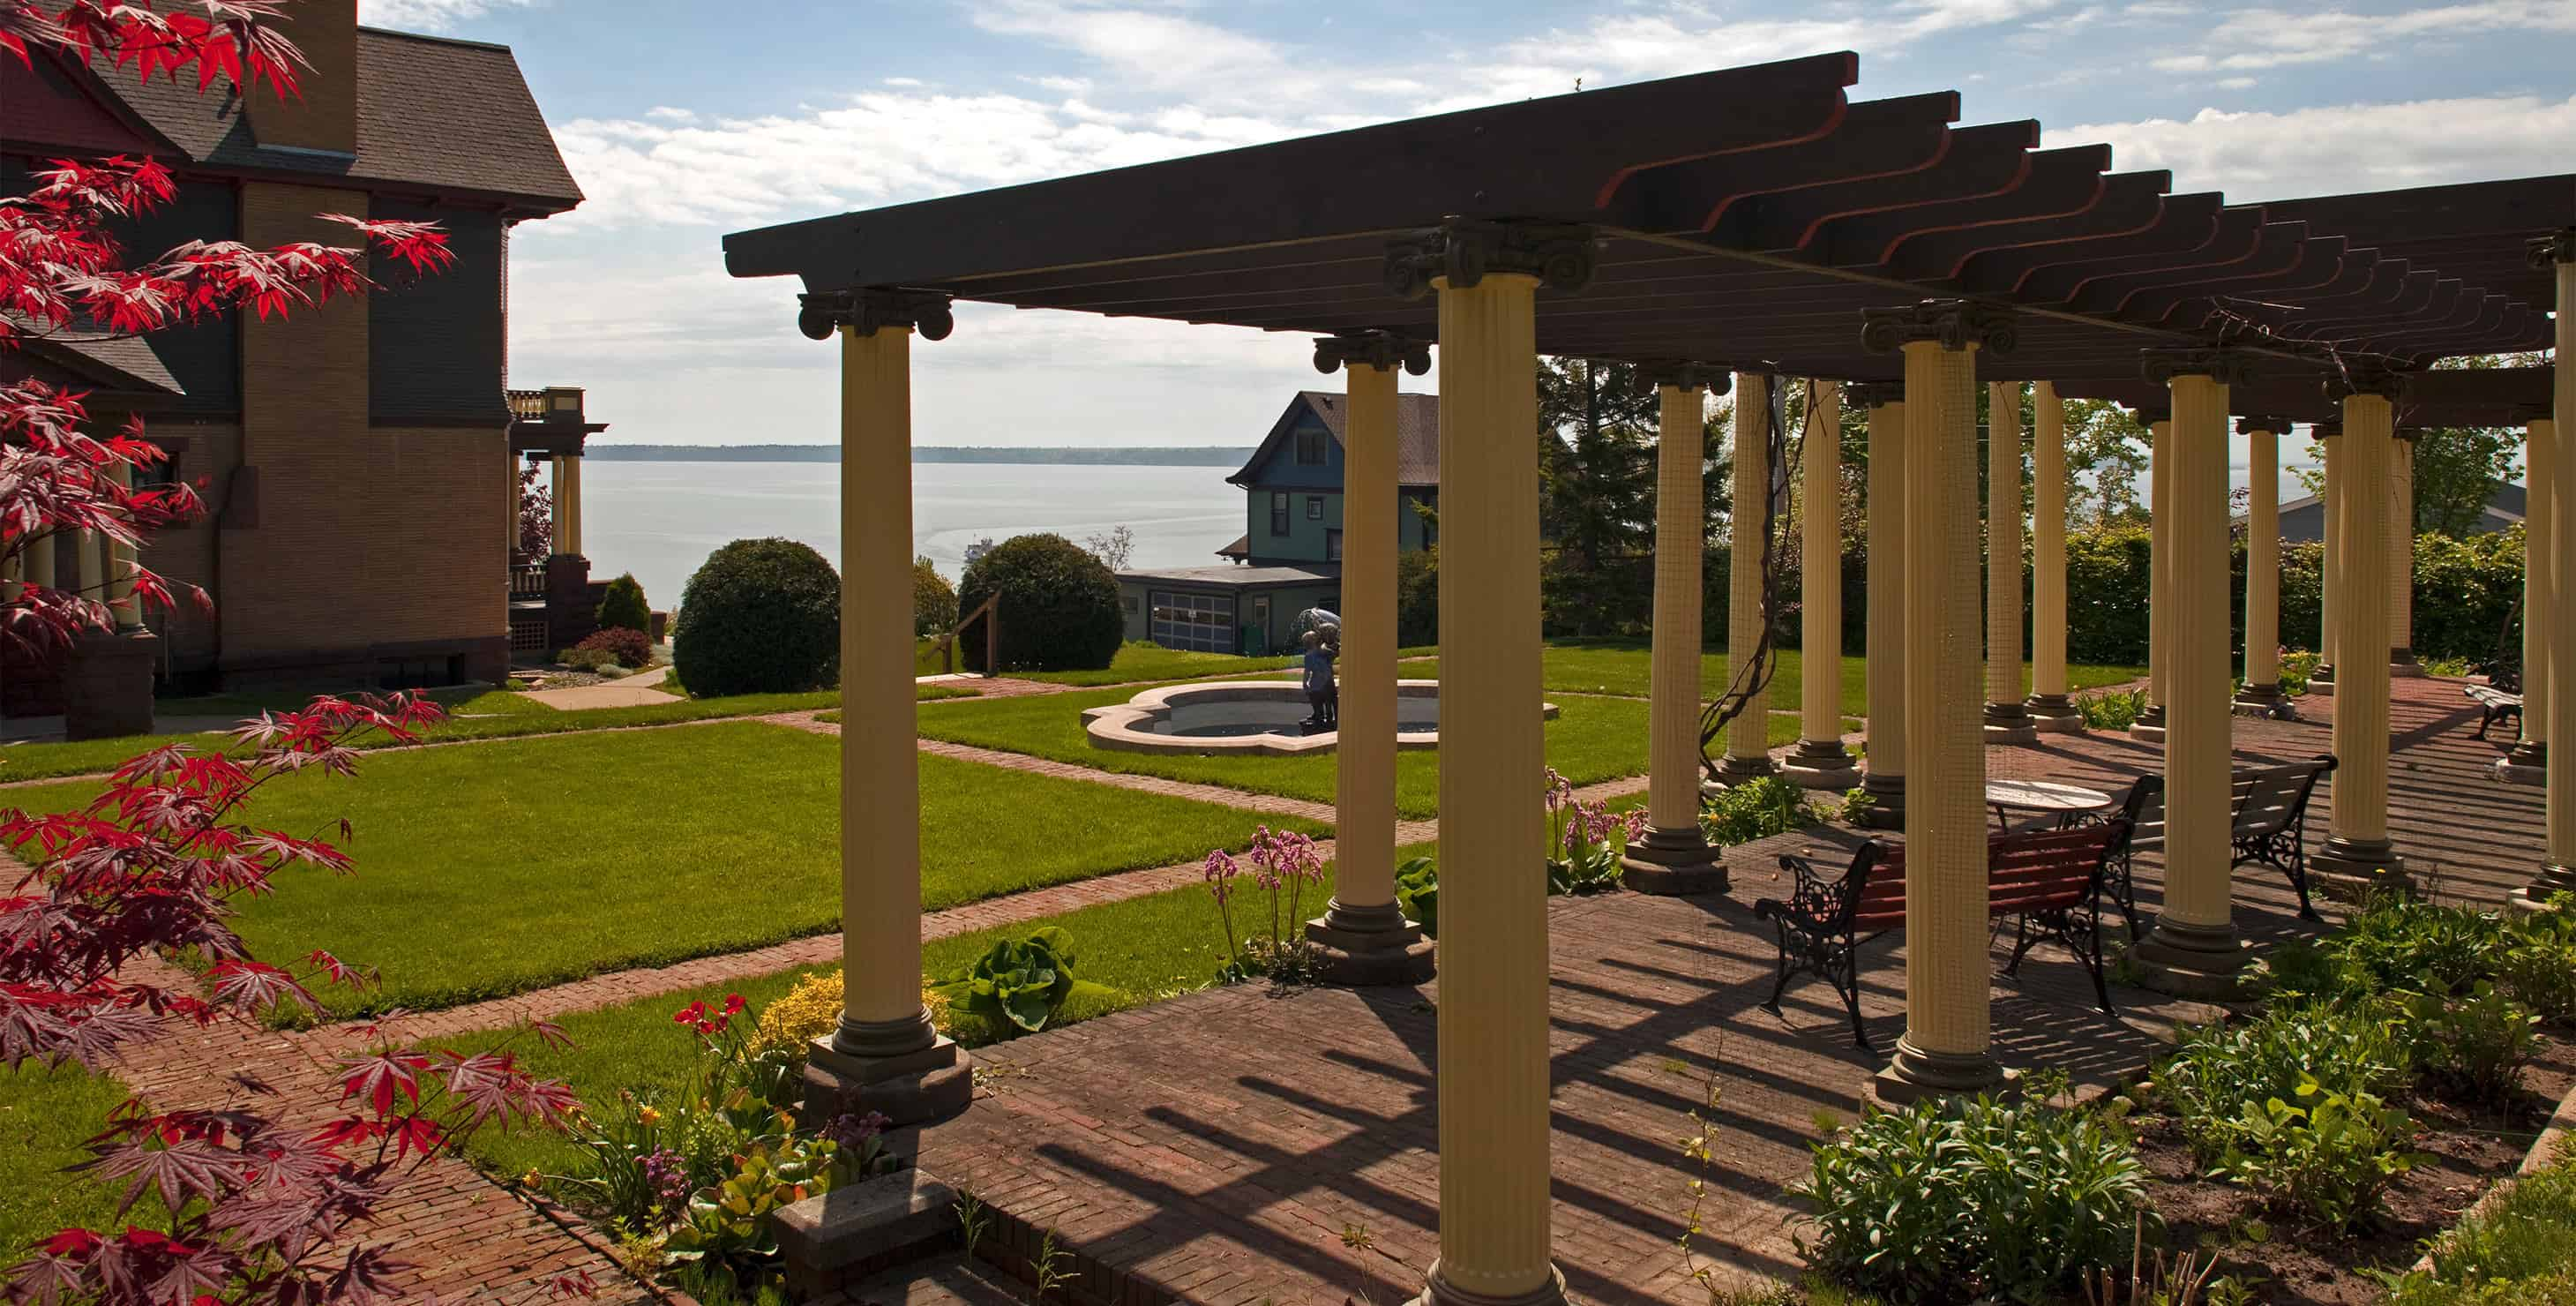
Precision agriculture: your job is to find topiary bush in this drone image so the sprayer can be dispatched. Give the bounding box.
[673,538,842,697]
[914,556,956,638]
[955,533,1121,672]
[574,626,651,669]
[595,572,650,634]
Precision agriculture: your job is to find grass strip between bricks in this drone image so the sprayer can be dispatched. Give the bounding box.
[0,722,1326,1019]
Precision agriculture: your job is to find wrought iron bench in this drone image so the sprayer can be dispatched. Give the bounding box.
[2107,754,2336,935]
[1754,822,2131,1051]
[2466,682,2524,739]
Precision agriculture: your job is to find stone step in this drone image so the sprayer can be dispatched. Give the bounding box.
[825,1253,1033,1306]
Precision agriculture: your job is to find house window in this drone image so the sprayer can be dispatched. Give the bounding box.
[1295,427,1327,464]
[1271,491,1290,536]
[1149,589,1236,653]
[1306,495,1324,521]
[1325,529,1343,562]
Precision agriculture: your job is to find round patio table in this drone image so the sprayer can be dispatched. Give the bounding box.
[1984,779,2115,831]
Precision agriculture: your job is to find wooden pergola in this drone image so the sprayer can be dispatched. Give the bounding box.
[726,55,2573,1306]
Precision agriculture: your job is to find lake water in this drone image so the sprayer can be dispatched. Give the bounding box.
[579,461,1246,606]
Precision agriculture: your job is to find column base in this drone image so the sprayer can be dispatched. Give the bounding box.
[2309,664,2336,697]
[803,1033,972,1130]
[2126,723,2167,745]
[2310,837,2412,898]
[2232,681,2293,719]
[1305,910,1436,986]
[2496,741,2546,786]
[1870,1037,2011,1107]
[1713,754,1777,785]
[1856,772,1906,830]
[2510,866,2576,914]
[2391,648,2424,678]
[1412,1262,1569,1306]
[2025,694,2085,733]
[1983,701,2041,746]
[2131,918,2254,1001]
[1779,739,1862,791]
[1619,826,1730,896]
[63,630,159,741]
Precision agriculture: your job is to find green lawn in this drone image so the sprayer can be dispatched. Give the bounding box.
[913,680,1811,818]
[466,843,1430,1185]
[1468,640,2143,714]
[1,723,1324,1018]
[0,1061,131,1258]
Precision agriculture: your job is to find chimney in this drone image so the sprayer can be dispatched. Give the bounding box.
[243,0,358,155]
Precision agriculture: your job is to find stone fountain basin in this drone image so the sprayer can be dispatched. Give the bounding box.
[1080,679,1556,757]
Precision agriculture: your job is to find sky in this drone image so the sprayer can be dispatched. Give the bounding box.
[357,0,2576,467]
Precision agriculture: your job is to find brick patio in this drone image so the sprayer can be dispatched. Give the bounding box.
[881,676,2548,1306]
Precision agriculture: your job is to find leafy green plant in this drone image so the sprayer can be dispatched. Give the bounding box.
[2319,893,2508,999]
[1396,854,1440,939]
[597,571,651,634]
[663,1124,899,1281]
[939,927,1080,1037]
[2076,688,2147,732]
[1546,767,1636,893]
[547,995,804,1230]
[2382,1141,2576,1302]
[2154,1002,2413,1167]
[2501,901,2576,1023]
[1700,774,1818,846]
[2210,1077,2427,1231]
[560,646,618,672]
[2276,649,2318,697]
[2408,982,2539,1103]
[1794,1077,2151,1302]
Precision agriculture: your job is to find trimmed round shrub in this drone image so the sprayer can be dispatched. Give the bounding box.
[955,533,1121,672]
[914,556,956,637]
[595,572,650,634]
[573,626,651,669]
[673,537,841,696]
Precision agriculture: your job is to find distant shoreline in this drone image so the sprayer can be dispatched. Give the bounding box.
[584,444,1253,467]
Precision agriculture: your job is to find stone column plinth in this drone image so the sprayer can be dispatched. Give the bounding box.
[2516,237,2575,910]
[1716,372,1777,785]
[2026,382,2080,732]
[2235,420,2289,717]
[1626,369,1731,893]
[1984,381,2037,744]
[2502,417,2553,789]
[1419,257,1568,1306]
[1310,342,1435,977]
[2134,366,2251,997]
[2312,383,2411,894]
[1867,304,2006,1103]
[805,309,970,1127]
[1785,382,1861,790]
[1857,387,1907,829]
[2132,417,2173,744]
[63,628,157,740]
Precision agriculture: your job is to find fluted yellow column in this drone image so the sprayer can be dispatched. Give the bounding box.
[1859,387,1907,829]
[24,533,55,603]
[75,523,102,621]
[2026,382,2080,731]
[2313,380,2411,890]
[106,462,140,632]
[1717,372,1777,784]
[2133,416,2173,742]
[2235,419,2288,716]
[1425,264,1563,1306]
[1985,381,2035,744]
[548,455,572,557]
[1864,304,2003,1101]
[2391,437,2422,676]
[1312,340,1436,975]
[806,304,970,1124]
[2137,364,2250,992]
[2522,235,2576,905]
[2504,417,2555,788]
[2314,425,2343,694]
[1786,382,1861,789]
[1625,367,1731,892]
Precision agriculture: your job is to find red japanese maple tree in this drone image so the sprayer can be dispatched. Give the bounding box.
[2,5,589,1302]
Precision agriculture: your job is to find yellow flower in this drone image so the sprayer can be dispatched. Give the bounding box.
[520,1169,543,1188]
[637,1106,662,1126]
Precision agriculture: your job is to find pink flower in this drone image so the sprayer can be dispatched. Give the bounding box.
[1203,850,1239,904]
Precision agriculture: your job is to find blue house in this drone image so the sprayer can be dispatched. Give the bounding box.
[1118,390,1441,654]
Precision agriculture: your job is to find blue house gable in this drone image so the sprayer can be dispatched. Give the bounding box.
[1221,391,1441,567]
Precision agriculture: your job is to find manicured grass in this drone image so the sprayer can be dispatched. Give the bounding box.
[1011,641,1302,687]
[1442,639,2143,714]
[0,686,965,786]
[466,843,1427,1185]
[914,680,1811,818]
[3,723,1324,1018]
[0,1061,131,1258]
[2383,1141,2576,1303]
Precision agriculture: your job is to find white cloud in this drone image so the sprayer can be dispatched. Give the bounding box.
[357,0,534,31]
[2214,76,2256,89]
[2149,2,2576,73]
[643,106,696,123]
[2065,93,2576,199]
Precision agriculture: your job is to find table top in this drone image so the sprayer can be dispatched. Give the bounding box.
[1985,778,2115,812]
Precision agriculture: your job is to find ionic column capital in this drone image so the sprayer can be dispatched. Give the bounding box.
[2141,347,2258,387]
[2235,415,2295,435]
[1629,359,1733,394]
[798,288,955,342]
[1858,299,2018,356]
[1313,330,1431,376]
[1383,219,1598,299]
[2324,363,2406,403]
[1845,380,1906,409]
[2311,421,2343,439]
[2527,227,2576,267]
[2124,401,2171,425]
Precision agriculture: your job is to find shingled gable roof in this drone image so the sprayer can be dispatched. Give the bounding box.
[1228,391,1442,490]
[64,26,582,214]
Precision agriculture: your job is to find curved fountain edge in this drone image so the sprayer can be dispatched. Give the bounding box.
[1080,679,1558,758]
